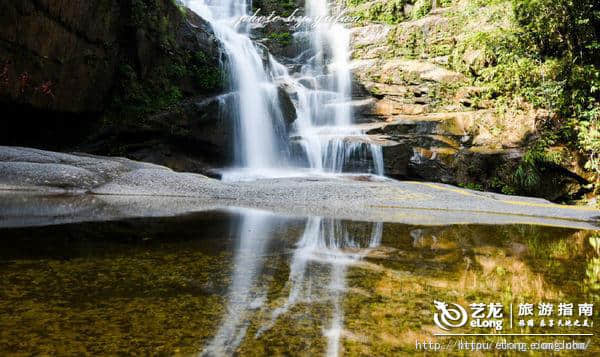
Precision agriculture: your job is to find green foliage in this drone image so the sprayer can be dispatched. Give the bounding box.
[449,23,563,109]
[412,0,432,19]
[447,0,600,180]
[347,0,442,24]
[510,0,600,177]
[579,117,600,173]
[569,64,600,175]
[101,0,227,126]
[404,28,425,58]
[513,151,545,191]
[350,0,409,24]
[253,0,297,16]
[511,136,563,192]
[130,0,177,50]
[109,48,225,124]
[267,31,293,46]
[347,0,369,6]
[170,0,187,15]
[191,51,226,92]
[512,0,600,63]
[110,63,184,121]
[458,182,484,191]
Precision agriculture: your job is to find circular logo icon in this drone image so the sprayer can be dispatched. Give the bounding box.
[433,300,468,331]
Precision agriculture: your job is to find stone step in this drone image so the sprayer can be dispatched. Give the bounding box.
[290,134,396,148]
[372,98,431,116]
[289,125,395,146]
[290,120,465,149]
[362,111,487,140]
[351,58,466,85]
[396,135,462,149]
[387,111,487,135]
[367,121,468,140]
[361,81,432,98]
[323,98,376,116]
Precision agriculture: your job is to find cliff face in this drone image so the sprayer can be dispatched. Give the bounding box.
[0,0,223,149]
[345,1,594,202]
[0,0,120,112]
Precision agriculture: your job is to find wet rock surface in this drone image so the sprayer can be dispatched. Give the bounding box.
[1,146,598,230]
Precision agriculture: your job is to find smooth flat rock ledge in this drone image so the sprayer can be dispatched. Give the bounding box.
[1,146,599,229]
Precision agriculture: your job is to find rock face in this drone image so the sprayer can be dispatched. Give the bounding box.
[353,91,590,201]
[0,0,225,156]
[0,0,120,113]
[0,0,222,113]
[0,0,300,174]
[0,145,224,195]
[346,6,591,201]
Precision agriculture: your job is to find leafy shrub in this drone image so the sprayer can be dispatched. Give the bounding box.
[267,32,293,46]
[412,0,432,19]
[350,0,410,24]
[450,0,599,180]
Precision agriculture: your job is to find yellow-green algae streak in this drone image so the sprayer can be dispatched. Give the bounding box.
[0,211,598,355]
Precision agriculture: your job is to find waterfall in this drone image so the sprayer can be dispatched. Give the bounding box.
[277,1,385,175]
[184,0,384,178]
[185,0,290,172]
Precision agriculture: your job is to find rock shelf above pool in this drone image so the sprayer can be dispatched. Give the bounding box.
[1,146,599,230]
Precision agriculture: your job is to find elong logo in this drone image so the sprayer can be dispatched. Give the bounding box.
[433,300,468,331]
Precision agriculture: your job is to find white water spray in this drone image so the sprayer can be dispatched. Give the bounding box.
[186,0,290,172]
[185,0,383,178]
[284,0,384,174]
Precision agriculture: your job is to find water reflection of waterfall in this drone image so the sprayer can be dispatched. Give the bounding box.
[202,209,279,356]
[259,218,383,357]
[185,1,387,354]
[184,0,384,177]
[203,210,383,356]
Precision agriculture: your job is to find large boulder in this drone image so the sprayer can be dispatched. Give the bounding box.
[363,112,591,201]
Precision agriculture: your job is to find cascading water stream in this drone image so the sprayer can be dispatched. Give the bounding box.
[273,1,385,175]
[185,0,290,173]
[184,0,384,178]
